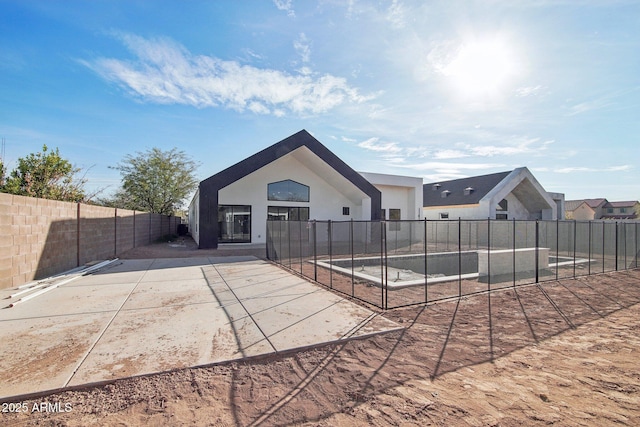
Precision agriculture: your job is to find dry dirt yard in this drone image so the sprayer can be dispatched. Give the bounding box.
[3,241,640,426]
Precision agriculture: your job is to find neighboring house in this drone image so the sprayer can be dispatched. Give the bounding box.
[422,167,565,220]
[189,130,423,249]
[565,199,639,220]
[565,200,596,220]
[602,201,639,219]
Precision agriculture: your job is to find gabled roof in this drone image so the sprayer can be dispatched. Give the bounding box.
[565,200,593,212]
[604,200,639,208]
[423,171,511,207]
[583,198,608,208]
[200,129,381,214]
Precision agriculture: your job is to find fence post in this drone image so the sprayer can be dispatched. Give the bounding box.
[287,220,292,269]
[383,221,388,310]
[114,208,118,257]
[602,222,606,273]
[350,219,354,297]
[313,220,317,281]
[588,220,592,275]
[424,218,428,304]
[573,220,577,278]
[133,211,136,249]
[512,218,516,287]
[535,220,539,283]
[615,221,619,271]
[299,220,303,274]
[458,218,462,297]
[76,203,81,267]
[487,217,491,290]
[556,218,560,280]
[328,220,333,289]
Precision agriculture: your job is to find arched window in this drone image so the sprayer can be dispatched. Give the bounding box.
[267,180,310,202]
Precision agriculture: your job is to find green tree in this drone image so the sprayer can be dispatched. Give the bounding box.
[2,145,86,202]
[0,157,5,188]
[110,147,199,215]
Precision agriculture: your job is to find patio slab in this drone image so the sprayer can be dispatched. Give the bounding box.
[0,257,400,401]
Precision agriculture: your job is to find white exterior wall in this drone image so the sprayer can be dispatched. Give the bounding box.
[188,188,200,245]
[218,154,369,244]
[359,172,423,220]
[423,204,488,220]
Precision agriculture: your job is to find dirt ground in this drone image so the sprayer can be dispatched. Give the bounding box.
[3,240,640,426]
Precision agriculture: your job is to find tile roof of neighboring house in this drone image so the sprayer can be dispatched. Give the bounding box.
[565,200,591,212]
[423,171,511,207]
[604,200,639,208]
[583,198,608,208]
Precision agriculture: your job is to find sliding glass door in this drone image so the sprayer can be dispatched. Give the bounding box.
[218,205,251,243]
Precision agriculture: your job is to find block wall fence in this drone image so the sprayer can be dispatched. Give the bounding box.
[0,193,181,289]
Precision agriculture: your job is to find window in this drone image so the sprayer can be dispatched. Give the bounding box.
[464,187,474,195]
[441,190,451,198]
[440,213,449,219]
[620,208,627,213]
[380,209,386,220]
[267,180,309,202]
[607,208,614,213]
[496,213,508,220]
[497,199,508,211]
[267,206,309,221]
[389,208,401,231]
[218,205,251,243]
[342,207,350,216]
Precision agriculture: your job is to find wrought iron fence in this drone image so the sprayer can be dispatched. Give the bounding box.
[266,219,640,310]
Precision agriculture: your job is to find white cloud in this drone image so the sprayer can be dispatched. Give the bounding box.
[82,33,372,116]
[273,0,295,17]
[515,85,542,97]
[397,161,504,172]
[386,0,407,28]
[568,99,612,116]
[555,165,631,173]
[357,137,402,153]
[433,149,468,159]
[294,33,311,63]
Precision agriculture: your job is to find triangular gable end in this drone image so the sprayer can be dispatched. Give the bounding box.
[483,167,557,219]
[197,130,382,248]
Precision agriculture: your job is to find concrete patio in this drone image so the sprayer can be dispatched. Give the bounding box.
[0,256,400,401]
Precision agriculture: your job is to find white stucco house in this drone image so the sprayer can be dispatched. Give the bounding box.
[422,167,565,221]
[189,130,423,248]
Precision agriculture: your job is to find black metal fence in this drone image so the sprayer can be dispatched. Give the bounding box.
[266,219,640,310]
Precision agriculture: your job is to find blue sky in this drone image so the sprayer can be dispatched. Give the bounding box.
[1,0,639,203]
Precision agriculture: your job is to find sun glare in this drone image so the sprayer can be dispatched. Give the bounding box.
[443,37,517,99]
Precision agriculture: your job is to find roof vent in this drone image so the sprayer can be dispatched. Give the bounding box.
[464,187,474,195]
[441,190,451,198]
[432,183,441,191]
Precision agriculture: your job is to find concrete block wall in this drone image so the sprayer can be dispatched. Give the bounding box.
[0,193,181,289]
[134,213,151,247]
[78,204,117,266]
[116,209,136,255]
